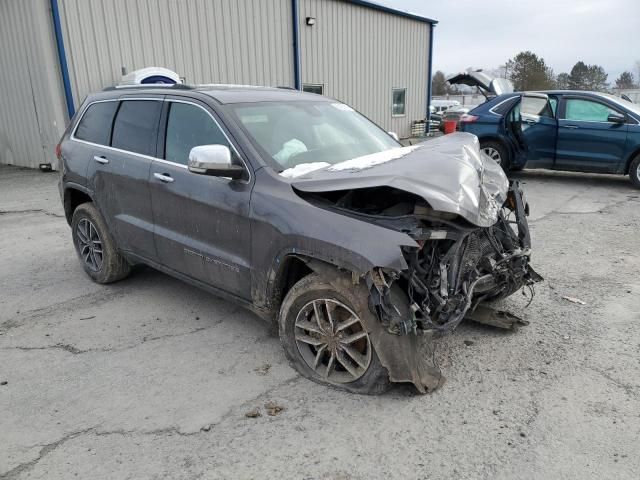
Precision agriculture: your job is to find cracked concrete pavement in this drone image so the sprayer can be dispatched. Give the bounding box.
[1,165,639,479]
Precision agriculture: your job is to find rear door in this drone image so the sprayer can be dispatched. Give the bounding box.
[149,98,253,299]
[81,97,162,260]
[511,94,557,168]
[555,95,629,172]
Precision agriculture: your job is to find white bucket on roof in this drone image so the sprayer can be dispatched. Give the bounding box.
[120,67,181,85]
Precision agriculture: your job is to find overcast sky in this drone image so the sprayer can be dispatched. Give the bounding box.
[384,0,640,81]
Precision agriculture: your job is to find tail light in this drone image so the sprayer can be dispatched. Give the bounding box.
[459,114,479,124]
[55,143,62,161]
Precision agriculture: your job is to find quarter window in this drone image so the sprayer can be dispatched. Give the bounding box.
[75,101,118,146]
[392,88,406,116]
[564,99,619,122]
[164,102,229,165]
[111,100,162,156]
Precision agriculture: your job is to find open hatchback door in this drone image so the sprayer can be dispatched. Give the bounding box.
[447,70,514,98]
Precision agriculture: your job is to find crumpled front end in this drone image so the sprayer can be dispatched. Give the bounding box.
[365,180,542,392]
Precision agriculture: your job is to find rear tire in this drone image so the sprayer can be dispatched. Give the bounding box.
[629,155,640,189]
[480,140,510,170]
[71,203,131,284]
[279,274,390,395]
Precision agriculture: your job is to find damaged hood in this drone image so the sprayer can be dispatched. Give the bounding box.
[289,133,509,227]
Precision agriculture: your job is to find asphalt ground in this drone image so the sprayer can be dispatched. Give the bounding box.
[1,164,639,479]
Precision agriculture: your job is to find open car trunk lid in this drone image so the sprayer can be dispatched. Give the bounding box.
[447,71,514,96]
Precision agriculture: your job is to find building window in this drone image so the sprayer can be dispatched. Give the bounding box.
[392,88,406,116]
[303,84,324,95]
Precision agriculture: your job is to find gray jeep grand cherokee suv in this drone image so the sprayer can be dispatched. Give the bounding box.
[58,84,540,394]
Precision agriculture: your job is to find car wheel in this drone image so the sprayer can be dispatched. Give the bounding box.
[480,141,510,169]
[71,203,131,284]
[630,155,640,189]
[279,274,390,394]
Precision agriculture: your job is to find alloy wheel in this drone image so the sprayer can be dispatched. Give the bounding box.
[294,298,372,383]
[76,218,103,272]
[482,147,502,166]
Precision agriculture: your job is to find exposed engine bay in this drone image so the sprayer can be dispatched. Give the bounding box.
[288,134,542,392]
[298,181,542,338]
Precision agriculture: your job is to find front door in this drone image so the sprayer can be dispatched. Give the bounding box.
[511,94,557,169]
[555,96,629,173]
[149,99,253,299]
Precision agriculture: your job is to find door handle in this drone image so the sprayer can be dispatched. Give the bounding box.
[93,155,109,164]
[563,125,579,129]
[153,172,174,183]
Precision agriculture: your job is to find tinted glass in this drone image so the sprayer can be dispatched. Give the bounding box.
[165,102,229,165]
[230,101,399,170]
[392,89,406,116]
[111,100,162,156]
[491,97,519,115]
[564,99,618,122]
[75,101,118,145]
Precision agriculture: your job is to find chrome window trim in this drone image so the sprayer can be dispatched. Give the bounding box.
[69,97,253,183]
[70,97,163,146]
[558,118,639,125]
[488,96,517,116]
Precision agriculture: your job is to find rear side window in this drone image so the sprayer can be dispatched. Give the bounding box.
[491,97,518,115]
[164,102,229,165]
[74,101,118,145]
[521,96,554,118]
[111,100,162,156]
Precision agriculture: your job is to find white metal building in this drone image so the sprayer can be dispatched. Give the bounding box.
[0,0,436,170]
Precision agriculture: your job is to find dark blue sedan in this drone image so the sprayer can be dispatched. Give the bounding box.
[458,91,640,187]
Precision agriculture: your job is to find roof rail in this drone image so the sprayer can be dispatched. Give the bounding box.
[102,83,193,91]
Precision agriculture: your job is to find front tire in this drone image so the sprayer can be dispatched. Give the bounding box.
[279,274,389,394]
[480,140,510,169]
[629,155,640,189]
[71,203,130,284]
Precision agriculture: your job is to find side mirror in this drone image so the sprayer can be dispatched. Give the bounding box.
[388,132,399,141]
[607,112,626,124]
[188,145,245,179]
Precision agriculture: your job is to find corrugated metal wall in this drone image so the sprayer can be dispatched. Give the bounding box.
[0,0,67,169]
[57,0,295,105]
[299,0,430,137]
[0,0,432,170]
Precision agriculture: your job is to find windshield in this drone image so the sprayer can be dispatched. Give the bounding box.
[599,93,640,118]
[228,101,399,171]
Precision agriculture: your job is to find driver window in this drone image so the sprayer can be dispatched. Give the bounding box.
[165,102,229,165]
[564,99,617,122]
